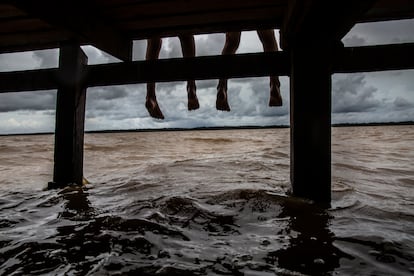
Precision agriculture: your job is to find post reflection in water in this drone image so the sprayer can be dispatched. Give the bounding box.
[266,199,352,275]
[54,186,104,273]
[59,186,95,220]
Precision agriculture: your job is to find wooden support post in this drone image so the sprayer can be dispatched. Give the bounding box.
[289,41,332,204]
[49,42,87,188]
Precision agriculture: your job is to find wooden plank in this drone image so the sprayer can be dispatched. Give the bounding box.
[360,0,414,23]
[0,17,51,34]
[104,0,285,20]
[0,52,289,92]
[119,7,283,32]
[51,42,87,187]
[334,43,414,73]
[126,20,280,40]
[98,0,159,8]
[0,68,58,92]
[0,29,72,53]
[87,51,290,87]
[0,4,26,19]
[7,0,132,61]
[1,0,413,54]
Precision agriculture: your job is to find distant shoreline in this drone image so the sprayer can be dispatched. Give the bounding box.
[1,121,413,137]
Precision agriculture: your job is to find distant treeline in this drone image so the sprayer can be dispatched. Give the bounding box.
[1,121,413,136]
[87,124,289,134]
[332,121,414,127]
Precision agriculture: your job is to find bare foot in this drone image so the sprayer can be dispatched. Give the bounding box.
[216,86,230,111]
[188,96,200,110]
[187,85,199,110]
[145,97,164,119]
[269,83,282,106]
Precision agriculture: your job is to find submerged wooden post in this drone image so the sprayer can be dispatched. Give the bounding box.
[289,40,332,204]
[49,42,87,188]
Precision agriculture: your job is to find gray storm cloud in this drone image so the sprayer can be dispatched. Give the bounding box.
[0,91,56,112]
[332,74,380,113]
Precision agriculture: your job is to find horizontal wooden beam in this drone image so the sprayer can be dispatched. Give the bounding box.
[0,68,58,93]
[1,43,413,93]
[120,7,283,40]
[0,29,73,54]
[360,0,414,23]
[0,51,289,93]
[87,51,290,87]
[333,43,414,73]
[127,19,281,41]
[100,0,284,39]
[104,0,285,20]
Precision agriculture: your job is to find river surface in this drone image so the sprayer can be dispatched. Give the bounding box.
[0,126,413,275]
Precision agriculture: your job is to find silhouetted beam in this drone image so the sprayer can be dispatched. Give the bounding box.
[1,44,414,93]
[361,0,414,23]
[0,68,58,93]
[0,52,289,93]
[333,43,414,73]
[122,7,284,40]
[87,51,290,87]
[0,29,72,54]
[7,0,132,61]
[98,0,285,39]
[127,21,280,41]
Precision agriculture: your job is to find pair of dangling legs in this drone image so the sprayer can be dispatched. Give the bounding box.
[216,30,283,111]
[145,35,199,119]
[145,31,283,118]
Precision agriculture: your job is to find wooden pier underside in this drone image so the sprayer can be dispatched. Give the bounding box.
[1,0,414,204]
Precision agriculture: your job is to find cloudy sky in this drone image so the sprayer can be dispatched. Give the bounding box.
[0,19,413,134]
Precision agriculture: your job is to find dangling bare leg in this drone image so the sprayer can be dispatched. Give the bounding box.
[179,34,199,110]
[257,30,283,106]
[216,32,241,111]
[145,37,164,119]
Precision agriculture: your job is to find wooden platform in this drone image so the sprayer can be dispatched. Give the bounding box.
[1,0,414,58]
[1,0,414,204]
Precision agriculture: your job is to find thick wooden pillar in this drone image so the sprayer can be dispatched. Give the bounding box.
[50,42,87,188]
[289,41,332,204]
[281,0,376,205]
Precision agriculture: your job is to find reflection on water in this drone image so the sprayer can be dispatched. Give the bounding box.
[0,127,413,275]
[267,199,350,275]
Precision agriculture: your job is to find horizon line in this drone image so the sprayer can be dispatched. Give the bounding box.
[1,121,413,137]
